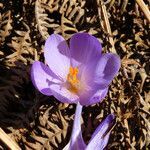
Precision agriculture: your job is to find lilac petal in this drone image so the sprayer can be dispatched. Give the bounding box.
[70,33,102,65]
[94,53,121,86]
[82,53,120,90]
[79,88,108,106]
[50,84,79,104]
[86,114,115,150]
[44,34,70,80]
[31,61,61,96]
[63,142,70,150]
[66,102,86,150]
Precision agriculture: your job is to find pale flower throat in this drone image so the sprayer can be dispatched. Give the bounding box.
[67,67,80,93]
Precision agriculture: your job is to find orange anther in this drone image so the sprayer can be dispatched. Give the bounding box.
[67,66,79,93]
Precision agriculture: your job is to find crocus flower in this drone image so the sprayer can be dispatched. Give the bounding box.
[31,33,120,105]
[63,103,115,150]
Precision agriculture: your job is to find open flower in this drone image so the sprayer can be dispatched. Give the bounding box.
[31,33,120,105]
[63,103,115,150]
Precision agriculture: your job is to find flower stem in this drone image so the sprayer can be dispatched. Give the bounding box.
[70,102,83,147]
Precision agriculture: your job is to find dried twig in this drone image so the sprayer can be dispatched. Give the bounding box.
[121,0,129,14]
[0,128,21,150]
[97,0,116,53]
[136,0,150,22]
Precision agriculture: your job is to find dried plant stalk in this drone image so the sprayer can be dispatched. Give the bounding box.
[136,0,150,22]
[120,0,128,14]
[97,0,116,53]
[0,128,21,150]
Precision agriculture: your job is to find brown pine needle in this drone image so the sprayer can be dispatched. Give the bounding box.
[0,128,21,150]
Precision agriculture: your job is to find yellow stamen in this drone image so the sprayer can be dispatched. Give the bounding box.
[67,67,79,93]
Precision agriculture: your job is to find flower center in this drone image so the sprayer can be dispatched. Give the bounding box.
[67,67,80,93]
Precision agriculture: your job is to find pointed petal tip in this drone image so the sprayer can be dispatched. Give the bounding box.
[108,113,115,120]
[86,113,115,150]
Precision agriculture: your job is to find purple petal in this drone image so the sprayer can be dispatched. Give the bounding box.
[70,33,102,66]
[94,53,121,86]
[81,53,120,90]
[86,114,115,150]
[44,34,70,80]
[79,88,108,106]
[66,102,86,150]
[78,61,109,106]
[31,61,61,96]
[50,84,79,104]
[63,142,70,150]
